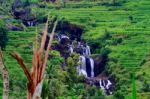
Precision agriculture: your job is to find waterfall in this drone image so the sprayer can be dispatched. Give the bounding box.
[61,34,69,39]
[82,45,91,56]
[76,55,87,78]
[102,80,105,88]
[27,21,30,26]
[79,56,86,71]
[106,80,112,89]
[78,42,81,47]
[78,69,87,78]
[86,57,92,77]
[69,45,74,54]
[86,45,91,56]
[78,56,94,78]
[90,58,94,77]
[99,80,105,90]
[56,34,61,42]
[99,79,112,94]
[54,32,113,95]
[31,22,33,26]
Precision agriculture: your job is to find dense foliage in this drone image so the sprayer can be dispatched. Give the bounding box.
[0,20,8,50]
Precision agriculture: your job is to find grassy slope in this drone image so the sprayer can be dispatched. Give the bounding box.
[1,0,150,98]
[47,0,150,98]
[1,27,37,98]
[48,0,150,67]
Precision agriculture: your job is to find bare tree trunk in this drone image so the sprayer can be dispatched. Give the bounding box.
[0,49,9,99]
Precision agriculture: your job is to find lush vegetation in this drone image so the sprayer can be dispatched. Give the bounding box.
[0,0,150,99]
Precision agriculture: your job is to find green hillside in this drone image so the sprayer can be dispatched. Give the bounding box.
[1,0,150,99]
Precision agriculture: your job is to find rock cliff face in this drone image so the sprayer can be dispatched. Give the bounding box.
[11,0,36,26]
[41,21,114,94]
[53,33,113,95]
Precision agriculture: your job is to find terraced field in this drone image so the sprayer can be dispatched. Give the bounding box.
[47,0,150,98]
[1,0,150,98]
[1,28,37,98]
[44,0,150,68]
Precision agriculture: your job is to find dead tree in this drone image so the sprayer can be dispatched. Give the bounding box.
[0,48,9,99]
[11,15,58,99]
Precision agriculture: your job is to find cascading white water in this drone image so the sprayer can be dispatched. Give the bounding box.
[82,45,91,56]
[99,80,105,90]
[103,80,106,88]
[69,45,74,54]
[78,69,87,78]
[99,79,112,95]
[106,80,112,89]
[55,33,113,95]
[78,42,81,47]
[86,45,91,56]
[56,34,61,42]
[79,56,86,71]
[27,21,30,26]
[31,22,33,26]
[76,55,87,78]
[90,58,94,77]
[61,34,69,39]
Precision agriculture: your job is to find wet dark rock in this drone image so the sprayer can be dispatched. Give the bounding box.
[39,21,114,95]
[46,0,56,3]
[85,77,114,95]
[56,21,84,41]
[12,7,31,19]
[11,0,37,26]
[86,57,92,77]
[74,47,84,55]
[94,55,108,77]
[22,17,37,26]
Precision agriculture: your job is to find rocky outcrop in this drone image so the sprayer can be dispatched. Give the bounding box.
[11,0,37,26]
[42,32,114,95]
[56,21,84,41]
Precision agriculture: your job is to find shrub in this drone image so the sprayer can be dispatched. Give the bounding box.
[42,50,67,98]
[102,29,112,40]
[142,80,150,92]
[65,53,80,86]
[84,86,105,99]
[113,90,125,99]
[0,21,8,50]
[100,47,111,57]
[112,37,122,45]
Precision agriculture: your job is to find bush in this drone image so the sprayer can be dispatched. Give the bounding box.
[65,53,80,86]
[113,90,125,99]
[42,50,67,98]
[142,80,150,92]
[0,21,8,50]
[84,86,105,99]
[100,47,111,57]
[112,37,122,45]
